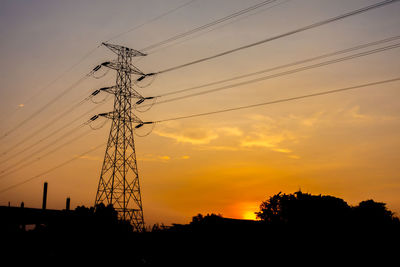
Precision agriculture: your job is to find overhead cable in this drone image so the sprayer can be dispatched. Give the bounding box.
[104,0,199,43]
[146,42,400,106]
[0,142,105,194]
[0,124,91,179]
[152,0,399,75]
[148,77,400,123]
[153,35,400,98]
[141,0,279,51]
[0,97,112,164]
[146,0,292,56]
[0,70,96,141]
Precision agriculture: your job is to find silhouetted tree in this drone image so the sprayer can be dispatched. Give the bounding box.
[256,191,400,228]
[190,213,223,226]
[353,199,397,225]
[256,191,351,226]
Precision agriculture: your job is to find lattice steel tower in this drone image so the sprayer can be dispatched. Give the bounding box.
[94,43,147,231]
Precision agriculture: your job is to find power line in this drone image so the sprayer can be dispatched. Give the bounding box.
[152,35,400,99]
[0,75,114,158]
[0,1,198,124]
[0,46,100,124]
[0,122,93,179]
[1,95,90,159]
[0,142,105,194]
[0,0,198,139]
[141,0,279,52]
[149,77,400,123]
[0,73,115,160]
[147,42,400,106]
[0,72,92,141]
[153,0,399,75]
[0,97,112,164]
[0,128,94,180]
[146,0,292,56]
[104,0,199,43]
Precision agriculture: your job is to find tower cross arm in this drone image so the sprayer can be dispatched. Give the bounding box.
[101,61,145,76]
[98,111,144,124]
[102,42,147,57]
[99,86,144,99]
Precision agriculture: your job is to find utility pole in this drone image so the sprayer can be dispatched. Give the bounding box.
[94,43,148,231]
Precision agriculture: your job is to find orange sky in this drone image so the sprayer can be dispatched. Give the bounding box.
[0,0,399,225]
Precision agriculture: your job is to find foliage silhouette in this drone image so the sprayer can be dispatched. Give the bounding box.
[256,191,399,227]
[353,199,399,225]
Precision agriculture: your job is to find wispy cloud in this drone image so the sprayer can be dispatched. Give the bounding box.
[138,154,191,162]
[152,106,396,160]
[196,145,241,151]
[78,155,102,161]
[216,127,243,137]
[272,148,292,154]
[154,127,219,145]
[138,154,171,162]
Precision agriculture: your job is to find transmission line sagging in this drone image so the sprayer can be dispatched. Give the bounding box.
[0,127,94,180]
[104,0,199,43]
[145,77,400,124]
[0,0,199,125]
[146,0,398,76]
[0,142,106,194]
[141,0,279,52]
[139,41,400,107]
[0,112,103,179]
[150,35,400,99]
[0,69,100,141]
[0,91,97,159]
[0,97,112,167]
[145,0,293,56]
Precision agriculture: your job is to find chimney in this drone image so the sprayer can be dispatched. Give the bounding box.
[66,197,70,211]
[42,182,48,210]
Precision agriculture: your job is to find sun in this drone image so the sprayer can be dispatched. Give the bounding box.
[242,210,257,220]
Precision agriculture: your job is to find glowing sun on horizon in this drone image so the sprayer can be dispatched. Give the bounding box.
[242,210,257,220]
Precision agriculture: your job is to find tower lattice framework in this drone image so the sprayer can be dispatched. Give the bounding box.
[95,43,147,231]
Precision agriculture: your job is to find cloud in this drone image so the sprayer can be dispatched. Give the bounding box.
[154,127,219,145]
[241,139,276,148]
[138,154,191,161]
[272,148,292,154]
[154,125,243,145]
[78,155,102,161]
[138,154,171,162]
[196,145,240,151]
[240,133,298,157]
[153,107,386,157]
[159,156,170,161]
[300,111,326,127]
[239,114,303,157]
[297,105,396,127]
[216,127,243,136]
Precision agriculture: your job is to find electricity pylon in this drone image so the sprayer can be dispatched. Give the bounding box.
[94,42,147,231]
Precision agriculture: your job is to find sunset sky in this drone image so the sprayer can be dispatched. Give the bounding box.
[0,0,399,225]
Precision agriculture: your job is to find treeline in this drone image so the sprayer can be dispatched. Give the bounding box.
[3,191,400,265]
[256,191,399,226]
